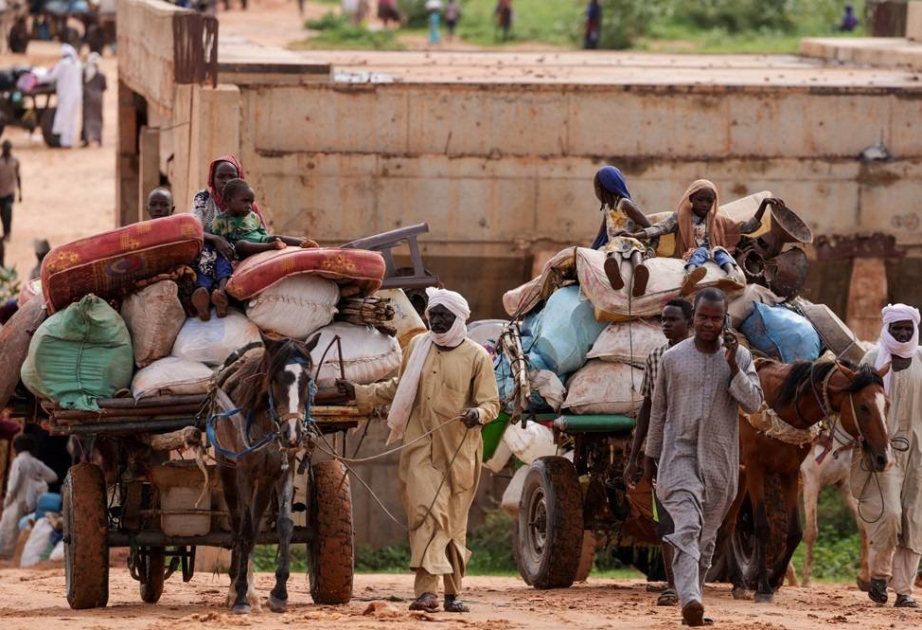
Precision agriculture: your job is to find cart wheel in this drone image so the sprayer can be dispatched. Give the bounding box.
[511,525,532,586]
[307,460,354,605]
[40,108,60,148]
[516,456,584,589]
[139,548,165,604]
[574,531,596,583]
[64,463,109,609]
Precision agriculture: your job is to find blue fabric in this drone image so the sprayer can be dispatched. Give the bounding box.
[686,247,734,269]
[429,12,441,43]
[591,166,632,249]
[34,493,62,520]
[194,244,233,290]
[740,303,822,363]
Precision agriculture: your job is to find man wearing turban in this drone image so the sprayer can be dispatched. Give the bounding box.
[339,288,500,613]
[855,303,922,608]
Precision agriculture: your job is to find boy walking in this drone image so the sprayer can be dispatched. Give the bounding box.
[0,140,22,242]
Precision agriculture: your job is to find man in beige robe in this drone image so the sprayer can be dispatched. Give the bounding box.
[339,288,499,613]
[855,304,922,608]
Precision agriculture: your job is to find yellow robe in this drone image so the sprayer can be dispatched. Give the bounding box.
[355,334,500,575]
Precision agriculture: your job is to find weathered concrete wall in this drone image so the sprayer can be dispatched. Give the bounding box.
[117,0,183,118]
[908,1,922,41]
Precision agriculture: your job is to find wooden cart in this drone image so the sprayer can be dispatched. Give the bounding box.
[43,394,365,610]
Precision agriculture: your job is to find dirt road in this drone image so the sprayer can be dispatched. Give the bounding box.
[0,567,919,630]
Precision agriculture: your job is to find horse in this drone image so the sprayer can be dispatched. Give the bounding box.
[212,333,319,614]
[726,359,891,603]
[800,425,870,590]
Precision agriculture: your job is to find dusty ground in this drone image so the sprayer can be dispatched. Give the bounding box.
[0,567,920,630]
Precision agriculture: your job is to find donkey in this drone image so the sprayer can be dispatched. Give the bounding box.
[212,333,319,614]
[727,359,891,603]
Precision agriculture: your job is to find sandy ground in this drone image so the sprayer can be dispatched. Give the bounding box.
[0,567,920,630]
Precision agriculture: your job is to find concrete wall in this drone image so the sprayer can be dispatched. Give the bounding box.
[908,1,922,41]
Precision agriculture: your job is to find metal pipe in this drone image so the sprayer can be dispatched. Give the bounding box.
[108,527,314,548]
[50,418,204,436]
[553,415,635,433]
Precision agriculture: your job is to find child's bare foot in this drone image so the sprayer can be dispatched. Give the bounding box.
[300,239,319,249]
[212,289,229,318]
[274,238,286,250]
[192,287,211,321]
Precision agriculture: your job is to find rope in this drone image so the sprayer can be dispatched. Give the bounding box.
[308,415,463,464]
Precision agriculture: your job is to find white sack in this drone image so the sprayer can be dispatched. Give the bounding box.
[171,309,262,366]
[728,284,781,329]
[20,517,54,567]
[376,289,427,349]
[246,274,339,339]
[120,281,186,367]
[564,360,644,415]
[310,322,402,389]
[503,421,556,465]
[132,357,214,399]
[587,319,667,367]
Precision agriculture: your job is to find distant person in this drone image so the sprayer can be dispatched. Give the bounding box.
[0,140,21,242]
[378,0,401,28]
[81,52,107,147]
[838,4,859,32]
[30,239,50,281]
[444,0,460,40]
[37,44,82,149]
[584,0,601,49]
[496,0,512,41]
[426,0,442,45]
[0,434,58,558]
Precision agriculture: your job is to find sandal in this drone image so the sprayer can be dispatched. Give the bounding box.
[409,592,439,612]
[868,578,888,605]
[444,595,470,613]
[604,254,625,291]
[895,594,918,608]
[680,266,707,296]
[632,263,649,297]
[657,588,679,607]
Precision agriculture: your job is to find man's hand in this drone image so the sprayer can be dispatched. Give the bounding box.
[642,456,657,487]
[724,330,740,375]
[460,408,481,429]
[624,457,640,490]
[336,379,356,400]
[214,235,235,260]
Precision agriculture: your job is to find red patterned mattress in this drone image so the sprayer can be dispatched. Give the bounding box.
[42,215,203,313]
[226,247,386,300]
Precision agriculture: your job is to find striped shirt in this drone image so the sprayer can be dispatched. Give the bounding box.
[641,343,670,399]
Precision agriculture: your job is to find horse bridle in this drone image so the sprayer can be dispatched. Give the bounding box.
[266,355,317,454]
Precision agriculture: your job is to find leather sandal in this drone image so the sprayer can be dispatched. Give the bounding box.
[409,592,439,612]
[895,594,918,608]
[444,594,470,613]
[680,266,707,296]
[657,588,679,607]
[868,578,888,605]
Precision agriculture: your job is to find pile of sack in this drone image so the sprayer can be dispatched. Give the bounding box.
[17,218,426,412]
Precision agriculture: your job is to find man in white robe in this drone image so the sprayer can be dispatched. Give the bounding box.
[39,44,83,148]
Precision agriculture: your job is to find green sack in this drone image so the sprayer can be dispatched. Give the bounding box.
[21,295,134,411]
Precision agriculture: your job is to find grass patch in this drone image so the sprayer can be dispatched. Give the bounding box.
[292,12,404,50]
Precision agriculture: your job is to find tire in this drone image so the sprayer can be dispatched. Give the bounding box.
[574,531,596,583]
[139,549,165,604]
[40,108,61,148]
[64,463,109,610]
[308,460,354,605]
[730,478,789,591]
[511,525,532,586]
[516,456,584,589]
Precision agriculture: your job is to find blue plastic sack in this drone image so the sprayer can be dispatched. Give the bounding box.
[34,492,62,520]
[494,352,554,413]
[530,286,607,375]
[741,303,821,363]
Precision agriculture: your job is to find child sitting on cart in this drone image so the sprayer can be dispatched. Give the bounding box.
[190,179,318,321]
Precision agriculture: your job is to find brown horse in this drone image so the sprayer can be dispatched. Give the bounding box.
[727,359,891,603]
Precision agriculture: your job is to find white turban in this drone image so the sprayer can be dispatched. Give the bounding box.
[61,44,77,59]
[875,303,921,393]
[385,287,471,444]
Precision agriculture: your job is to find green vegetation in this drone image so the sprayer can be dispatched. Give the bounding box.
[300,0,867,53]
[293,12,404,50]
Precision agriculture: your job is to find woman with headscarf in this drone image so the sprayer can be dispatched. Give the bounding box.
[37,44,83,148]
[81,52,107,146]
[590,165,653,296]
[855,304,922,608]
[634,180,780,294]
[337,288,500,614]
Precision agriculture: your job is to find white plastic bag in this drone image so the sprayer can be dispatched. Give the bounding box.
[121,281,187,367]
[502,421,556,465]
[728,284,781,328]
[20,517,54,567]
[564,360,644,415]
[49,539,64,562]
[310,322,402,389]
[132,357,214,399]
[484,438,513,474]
[587,319,666,367]
[246,274,339,339]
[375,289,426,349]
[501,465,529,516]
[171,309,262,366]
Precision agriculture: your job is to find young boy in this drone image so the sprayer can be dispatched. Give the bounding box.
[145,187,175,219]
[0,434,58,558]
[631,180,784,295]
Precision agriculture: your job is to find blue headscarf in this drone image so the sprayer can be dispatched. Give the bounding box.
[591,166,632,249]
